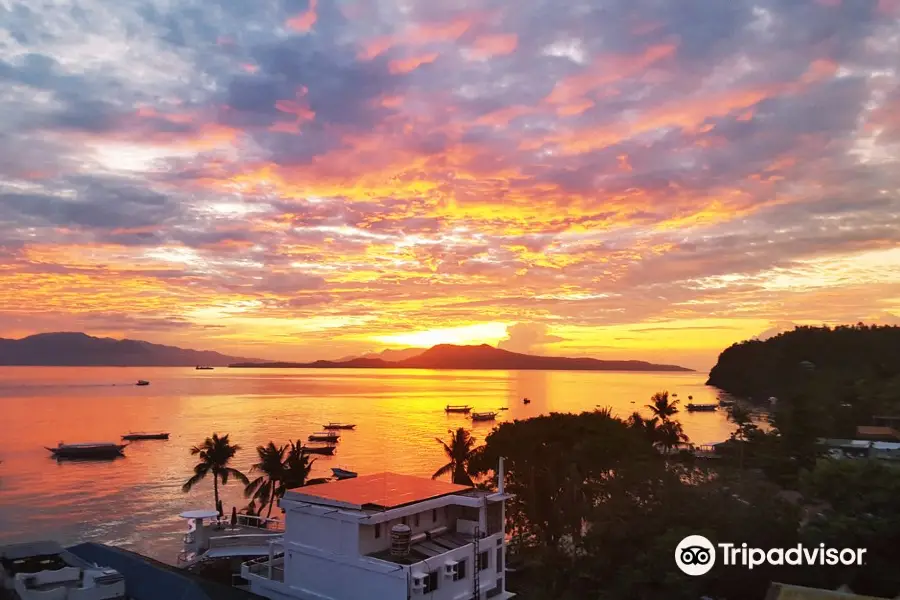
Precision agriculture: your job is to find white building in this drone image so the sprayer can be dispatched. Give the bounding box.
[241,468,515,600]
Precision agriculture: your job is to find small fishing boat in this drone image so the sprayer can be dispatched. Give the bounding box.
[686,403,718,412]
[471,411,497,422]
[331,467,357,480]
[523,397,531,404]
[323,423,356,430]
[302,445,336,455]
[121,432,169,441]
[445,405,472,413]
[136,380,150,386]
[308,432,340,443]
[46,442,126,459]
[195,366,214,370]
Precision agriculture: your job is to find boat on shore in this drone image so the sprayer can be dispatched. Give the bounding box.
[686,403,718,412]
[302,445,336,455]
[472,411,497,422]
[331,467,357,480]
[121,432,169,441]
[136,380,149,386]
[445,405,472,413]
[308,432,340,443]
[322,423,356,430]
[46,442,126,459]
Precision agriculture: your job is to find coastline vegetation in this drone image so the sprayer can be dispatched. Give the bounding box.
[460,386,900,599]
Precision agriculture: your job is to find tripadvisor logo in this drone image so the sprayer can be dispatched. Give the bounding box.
[675,535,867,576]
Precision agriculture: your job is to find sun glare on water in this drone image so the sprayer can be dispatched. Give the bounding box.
[373,322,509,348]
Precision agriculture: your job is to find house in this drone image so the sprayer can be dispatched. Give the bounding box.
[855,426,900,442]
[241,466,515,600]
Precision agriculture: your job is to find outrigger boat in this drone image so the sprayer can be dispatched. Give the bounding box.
[302,445,336,455]
[308,432,340,443]
[331,467,357,480]
[46,442,126,459]
[686,403,718,412]
[471,411,497,422]
[121,432,169,441]
[445,405,472,413]
[322,423,356,430]
[136,380,150,386]
[195,366,214,370]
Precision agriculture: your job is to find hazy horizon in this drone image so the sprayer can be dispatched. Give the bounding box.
[1,0,899,373]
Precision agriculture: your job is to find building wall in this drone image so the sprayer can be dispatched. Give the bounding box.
[407,533,504,600]
[359,505,455,556]
[284,512,346,554]
[283,548,408,600]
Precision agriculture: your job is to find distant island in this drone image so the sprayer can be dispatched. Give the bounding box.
[0,332,264,366]
[231,343,692,372]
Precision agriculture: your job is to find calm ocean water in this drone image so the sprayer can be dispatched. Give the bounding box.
[0,367,732,563]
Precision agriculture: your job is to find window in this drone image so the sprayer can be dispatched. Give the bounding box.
[414,513,420,527]
[424,571,439,593]
[444,506,450,519]
[401,516,407,525]
[496,548,503,573]
[432,508,437,522]
[479,550,490,571]
[454,559,467,581]
[374,523,381,539]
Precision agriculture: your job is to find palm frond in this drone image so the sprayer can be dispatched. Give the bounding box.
[432,462,454,480]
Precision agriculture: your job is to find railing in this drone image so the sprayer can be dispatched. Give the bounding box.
[209,533,283,549]
[235,515,286,531]
[243,553,285,581]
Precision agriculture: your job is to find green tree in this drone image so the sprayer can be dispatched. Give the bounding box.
[432,427,480,486]
[182,433,249,510]
[244,441,287,518]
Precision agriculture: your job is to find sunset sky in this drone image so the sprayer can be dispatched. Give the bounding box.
[1,0,899,369]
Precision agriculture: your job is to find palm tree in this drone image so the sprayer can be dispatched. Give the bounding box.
[627,411,660,444]
[656,419,689,453]
[245,442,287,519]
[646,391,680,422]
[182,433,249,510]
[432,428,480,486]
[280,440,317,492]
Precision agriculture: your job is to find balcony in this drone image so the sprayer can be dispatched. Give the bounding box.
[242,554,285,582]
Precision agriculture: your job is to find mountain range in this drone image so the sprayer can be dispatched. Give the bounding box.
[0,332,262,366]
[232,343,692,372]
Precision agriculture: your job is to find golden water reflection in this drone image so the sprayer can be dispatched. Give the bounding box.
[0,367,734,562]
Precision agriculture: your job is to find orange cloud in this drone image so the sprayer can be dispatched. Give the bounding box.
[389,53,439,74]
[287,0,317,32]
[467,34,518,59]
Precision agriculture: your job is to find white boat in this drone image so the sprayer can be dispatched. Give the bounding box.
[1,540,126,600]
[331,467,357,480]
[471,411,497,421]
[686,403,718,412]
[308,432,340,443]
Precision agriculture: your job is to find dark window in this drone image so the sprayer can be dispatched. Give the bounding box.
[496,548,502,573]
[444,506,450,519]
[424,571,439,593]
[401,516,407,525]
[454,559,467,581]
[496,538,501,545]
[414,513,420,527]
[374,524,381,539]
[479,550,490,571]
[432,509,437,522]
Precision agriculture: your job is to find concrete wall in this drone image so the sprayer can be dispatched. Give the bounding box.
[407,533,504,600]
[284,512,345,554]
[359,506,454,556]
[283,548,408,600]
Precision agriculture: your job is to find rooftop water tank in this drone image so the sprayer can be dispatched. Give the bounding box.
[391,524,412,557]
